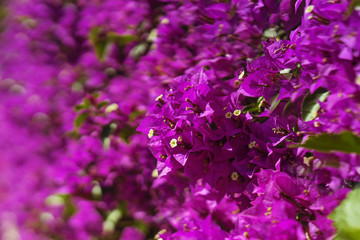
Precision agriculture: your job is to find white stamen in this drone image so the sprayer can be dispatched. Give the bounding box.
[148,129,154,138]
[233,109,241,116]
[225,112,233,119]
[231,172,239,181]
[156,94,163,101]
[248,141,257,149]
[170,139,177,148]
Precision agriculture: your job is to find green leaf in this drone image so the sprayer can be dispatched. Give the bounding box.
[129,110,146,121]
[119,126,136,144]
[89,27,109,61]
[330,188,360,240]
[294,62,303,78]
[297,131,360,155]
[101,124,115,150]
[92,92,101,99]
[96,100,110,109]
[74,98,91,112]
[45,194,77,221]
[62,194,77,221]
[107,32,137,47]
[241,96,268,115]
[134,220,149,234]
[101,124,112,140]
[74,112,89,128]
[345,0,360,19]
[283,100,293,116]
[301,87,329,122]
[66,129,80,139]
[269,93,281,112]
[90,28,137,61]
[253,116,269,123]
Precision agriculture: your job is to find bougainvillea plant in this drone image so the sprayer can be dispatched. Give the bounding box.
[0,0,359,239]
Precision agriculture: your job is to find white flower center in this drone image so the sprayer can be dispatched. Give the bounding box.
[225,112,233,119]
[170,139,177,148]
[148,129,154,138]
[233,109,241,116]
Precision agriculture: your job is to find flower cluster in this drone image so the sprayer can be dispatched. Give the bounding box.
[0,0,359,239]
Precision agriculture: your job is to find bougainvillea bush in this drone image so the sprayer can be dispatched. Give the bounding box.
[0,0,360,239]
